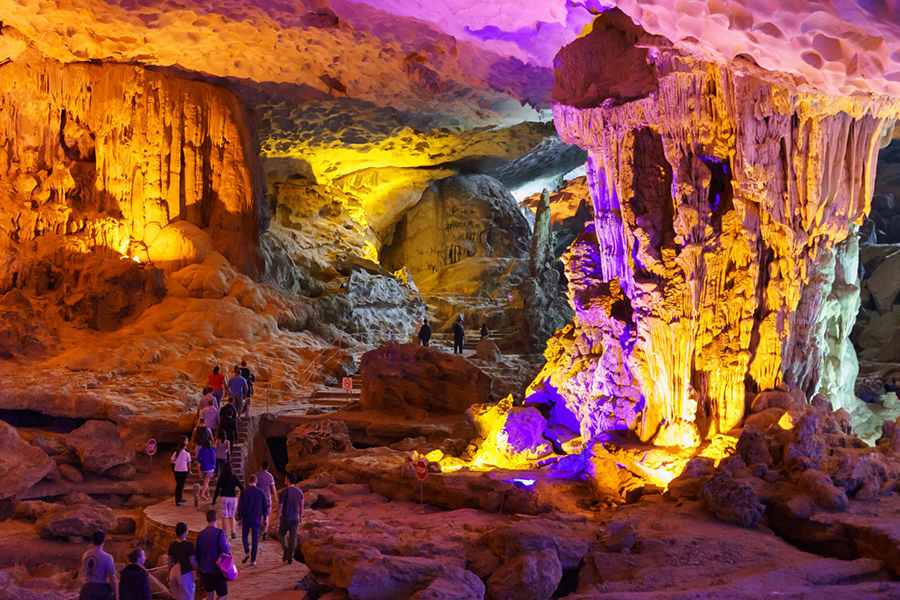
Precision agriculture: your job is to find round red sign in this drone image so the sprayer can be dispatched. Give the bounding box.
[145,439,157,456]
[415,458,428,481]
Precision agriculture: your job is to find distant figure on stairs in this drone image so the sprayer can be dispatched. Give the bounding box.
[214,431,230,479]
[414,316,424,344]
[219,401,237,451]
[419,319,432,347]
[453,316,465,354]
[480,323,489,339]
[240,360,255,415]
[197,439,216,501]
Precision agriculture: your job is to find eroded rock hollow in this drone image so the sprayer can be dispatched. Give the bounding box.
[529,14,900,448]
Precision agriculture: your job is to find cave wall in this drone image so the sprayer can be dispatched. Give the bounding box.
[529,23,900,448]
[0,57,268,290]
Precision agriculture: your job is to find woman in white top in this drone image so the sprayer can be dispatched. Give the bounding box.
[170,438,192,506]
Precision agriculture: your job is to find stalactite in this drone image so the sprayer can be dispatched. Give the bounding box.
[529,20,900,448]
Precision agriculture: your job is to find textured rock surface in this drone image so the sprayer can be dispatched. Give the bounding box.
[485,549,562,600]
[0,54,267,281]
[533,15,900,447]
[360,343,492,414]
[0,421,55,500]
[381,174,531,282]
[65,420,136,479]
[35,504,117,540]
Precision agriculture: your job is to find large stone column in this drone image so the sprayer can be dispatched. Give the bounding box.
[527,14,900,448]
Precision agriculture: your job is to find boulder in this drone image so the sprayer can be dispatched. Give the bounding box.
[146,221,213,275]
[475,337,503,362]
[0,421,56,500]
[64,420,136,477]
[36,504,117,540]
[698,471,765,527]
[485,518,592,569]
[14,501,55,522]
[467,400,553,469]
[360,343,492,414]
[286,419,351,472]
[485,549,562,600]
[57,464,84,483]
[735,425,774,467]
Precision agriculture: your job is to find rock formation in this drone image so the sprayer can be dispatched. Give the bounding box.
[529,12,900,448]
[360,343,492,414]
[381,174,531,282]
[0,51,268,284]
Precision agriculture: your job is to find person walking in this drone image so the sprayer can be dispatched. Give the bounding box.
[480,323,489,339]
[200,397,220,434]
[171,439,191,506]
[219,400,238,451]
[227,366,248,417]
[255,461,277,541]
[206,366,226,408]
[79,530,117,600]
[237,475,270,566]
[197,439,216,501]
[418,319,432,347]
[168,522,197,600]
[452,316,465,354]
[214,432,230,479]
[240,360,255,398]
[119,548,151,600]
[212,462,243,539]
[194,509,231,600]
[192,418,213,450]
[278,473,304,564]
[198,387,217,413]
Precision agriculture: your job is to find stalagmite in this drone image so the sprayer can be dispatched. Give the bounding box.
[528,12,900,448]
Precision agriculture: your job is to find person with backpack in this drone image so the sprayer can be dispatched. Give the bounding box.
[219,401,238,452]
[278,473,304,564]
[194,509,231,600]
[171,438,191,507]
[193,418,212,450]
[418,319,432,347]
[168,522,197,600]
[118,548,151,600]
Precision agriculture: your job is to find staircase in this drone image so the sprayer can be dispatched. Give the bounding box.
[186,418,249,490]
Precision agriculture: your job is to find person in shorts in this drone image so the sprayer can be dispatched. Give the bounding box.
[213,462,243,540]
[194,509,230,600]
[80,530,117,600]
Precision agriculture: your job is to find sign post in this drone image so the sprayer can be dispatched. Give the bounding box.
[507,292,514,302]
[342,377,353,405]
[415,458,428,508]
[145,439,157,473]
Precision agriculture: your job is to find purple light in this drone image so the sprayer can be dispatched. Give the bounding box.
[508,478,536,486]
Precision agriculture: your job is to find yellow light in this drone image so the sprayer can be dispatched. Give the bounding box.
[777,412,794,430]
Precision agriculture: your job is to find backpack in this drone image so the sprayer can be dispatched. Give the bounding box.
[193,426,211,447]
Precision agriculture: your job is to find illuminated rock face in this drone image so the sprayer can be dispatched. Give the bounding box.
[0,56,267,284]
[530,17,900,448]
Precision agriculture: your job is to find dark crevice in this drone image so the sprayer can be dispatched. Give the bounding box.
[0,409,88,433]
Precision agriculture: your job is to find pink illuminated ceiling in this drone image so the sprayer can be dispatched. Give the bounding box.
[351,0,900,96]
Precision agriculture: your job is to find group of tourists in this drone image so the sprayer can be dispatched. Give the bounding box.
[165,470,305,600]
[78,530,152,600]
[415,316,490,353]
[170,363,257,506]
[857,376,900,403]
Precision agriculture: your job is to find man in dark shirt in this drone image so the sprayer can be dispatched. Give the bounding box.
[278,473,305,564]
[119,548,151,600]
[194,509,230,600]
[237,475,270,566]
[418,320,431,347]
[452,317,464,354]
[219,401,237,450]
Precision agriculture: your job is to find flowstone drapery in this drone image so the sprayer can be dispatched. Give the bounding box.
[528,14,900,448]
